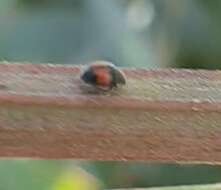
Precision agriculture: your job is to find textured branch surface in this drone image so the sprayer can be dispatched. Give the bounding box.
[0,62,221,162]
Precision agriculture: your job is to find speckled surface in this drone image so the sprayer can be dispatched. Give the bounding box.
[1,62,221,102]
[0,62,221,162]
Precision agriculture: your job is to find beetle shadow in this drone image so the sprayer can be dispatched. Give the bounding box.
[79,81,124,96]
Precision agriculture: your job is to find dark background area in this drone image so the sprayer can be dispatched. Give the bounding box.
[0,0,221,189]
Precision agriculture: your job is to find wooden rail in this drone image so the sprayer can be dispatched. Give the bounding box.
[114,183,221,190]
[0,62,221,163]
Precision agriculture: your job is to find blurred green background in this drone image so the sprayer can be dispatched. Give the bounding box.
[1,0,221,189]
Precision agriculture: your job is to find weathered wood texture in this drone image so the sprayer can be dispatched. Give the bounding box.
[0,62,221,162]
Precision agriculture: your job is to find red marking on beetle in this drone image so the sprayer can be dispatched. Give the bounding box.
[93,67,112,87]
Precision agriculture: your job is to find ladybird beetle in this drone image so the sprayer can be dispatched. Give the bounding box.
[81,61,126,90]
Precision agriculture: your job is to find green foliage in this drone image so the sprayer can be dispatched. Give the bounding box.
[52,168,101,190]
[1,0,221,69]
[0,161,220,189]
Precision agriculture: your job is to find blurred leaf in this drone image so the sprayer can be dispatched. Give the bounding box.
[52,167,101,190]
